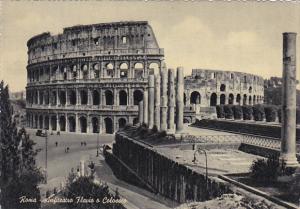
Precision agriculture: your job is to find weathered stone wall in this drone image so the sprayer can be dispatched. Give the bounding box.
[107,132,232,203]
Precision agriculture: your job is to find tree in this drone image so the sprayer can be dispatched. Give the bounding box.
[0,81,43,209]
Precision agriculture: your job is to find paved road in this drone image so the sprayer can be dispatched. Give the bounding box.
[28,129,176,209]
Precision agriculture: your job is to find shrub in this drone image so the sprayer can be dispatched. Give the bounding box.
[253,104,265,121]
[250,155,284,183]
[216,105,225,118]
[224,105,234,119]
[242,105,253,120]
[264,105,278,122]
[233,105,243,120]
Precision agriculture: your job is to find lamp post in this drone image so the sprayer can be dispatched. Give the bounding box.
[45,129,48,183]
[96,132,99,157]
[192,148,208,192]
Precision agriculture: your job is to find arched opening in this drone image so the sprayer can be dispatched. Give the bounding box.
[51,91,57,106]
[220,84,226,92]
[92,90,100,105]
[93,63,100,78]
[104,117,113,134]
[62,67,68,80]
[105,90,113,105]
[253,95,256,105]
[119,90,127,105]
[106,63,114,78]
[149,63,160,75]
[243,94,247,105]
[81,64,89,79]
[44,116,49,130]
[59,116,66,131]
[133,117,139,125]
[134,63,143,78]
[39,115,43,129]
[59,91,66,106]
[118,118,126,129]
[92,117,99,133]
[190,91,201,104]
[236,94,241,105]
[80,90,88,105]
[120,63,129,78]
[69,90,77,105]
[210,93,217,106]
[50,116,57,131]
[249,86,252,93]
[228,94,234,105]
[133,90,143,105]
[68,116,76,132]
[249,96,252,105]
[220,94,226,105]
[79,116,87,133]
[44,91,49,105]
[72,65,77,80]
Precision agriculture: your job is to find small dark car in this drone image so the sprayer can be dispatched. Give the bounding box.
[36,129,47,137]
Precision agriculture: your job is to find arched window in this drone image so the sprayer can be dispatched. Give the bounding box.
[106,63,114,78]
[149,63,159,75]
[59,116,66,131]
[105,90,113,105]
[92,117,99,133]
[190,91,201,104]
[119,90,127,105]
[120,63,129,78]
[228,94,234,104]
[93,63,100,78]
[82,64,89,80]
[69,90,76,105]
[133,90,143,105]
[236,94,241,105]
[92,90,100,105]
[104,117,113,134]
[50,115,57,131]
[80,90,88,105]
[59,91,66,106]
[220,94,226,105]
[68,116,76,132]
[134,63,144,79]
[243,94,247,105]
[220,84,226,92]
[210,93,217,106]
[249,86,252,93]
[79,116,87,133]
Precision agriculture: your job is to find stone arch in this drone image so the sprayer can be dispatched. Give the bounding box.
[228,93,234,105]
[50,115,57,131]
[220,84,226,92]
[59,91,66,106]
[133,117,139,125]
[92,90,100,105]
[44,91,49,105]
[190,91,201,104]
[133,90,143,105]
[119,90,128,105]
[248,96,252,105]
[59,116,66,131]
[106,63,114,78]
[92,63,100,78]
[81,64,89,79]
[79,116,87,133]
[104,117,113,134]
[249,86,252,94]
[39,115,43,129]
[220,94,226,105]
[44,115,49,130]
[69,90,77,105]
[72,65,77,80]
[91,117,99,133]
[62,66,68,80]
[236,94,241,105]
[118,118,127,129]
[120,63,129,78]
[105,90,114,105]
[134,62,144,78]
[39,91,44,105]
[68,116,76,132]
[243,94,247,105]
[149,62,160,75]
[80,90,88,105]
[210,93,217,106]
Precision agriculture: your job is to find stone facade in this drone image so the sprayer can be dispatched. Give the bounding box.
[25,21,264,133]
[25,21,164,134]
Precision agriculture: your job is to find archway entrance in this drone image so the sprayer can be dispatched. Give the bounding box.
[119,90,127,105]
[92,90,100,105]
[105,90,113,105]
[50,116,57,131]
[59,116,66,131]
[190,91,201,104]
[68,116,76,132]
[79,116,87,133]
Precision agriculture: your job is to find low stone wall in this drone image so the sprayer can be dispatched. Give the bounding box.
[105,131,232,203]
[193,119,300,140]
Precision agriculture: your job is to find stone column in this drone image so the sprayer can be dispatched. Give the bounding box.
[76,114,80,133]
[168,68,175,132]
[154,74,161,130]
[87,88,92,106]
[56,114,60,132]
[160,67,168,131]
[148,75,155,129]
[139,101,143,124]
[280,32,298,166]
[143,88,148,124]
[176,67,184,133]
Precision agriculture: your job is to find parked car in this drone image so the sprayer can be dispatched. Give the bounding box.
[36,129,47,137]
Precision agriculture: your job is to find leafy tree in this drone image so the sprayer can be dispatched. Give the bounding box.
[252,104,265,121]
[233,105,243,120]
[0,81,43,209]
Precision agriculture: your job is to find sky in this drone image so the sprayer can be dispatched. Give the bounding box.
[0,1,300,92]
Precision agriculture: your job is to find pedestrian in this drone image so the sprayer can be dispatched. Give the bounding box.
[55,141,58,147]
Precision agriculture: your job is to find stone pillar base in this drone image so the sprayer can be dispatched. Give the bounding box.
[280,154,299,167]
[174,132,188,140]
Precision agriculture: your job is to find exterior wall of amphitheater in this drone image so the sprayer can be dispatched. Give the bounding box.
[25,21,264,133]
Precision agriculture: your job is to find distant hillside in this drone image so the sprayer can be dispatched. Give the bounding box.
[264,87,300,106]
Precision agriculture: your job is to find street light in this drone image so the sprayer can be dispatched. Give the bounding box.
[192,147,208,192]
[44,129,48,183]
[96,132,99,157]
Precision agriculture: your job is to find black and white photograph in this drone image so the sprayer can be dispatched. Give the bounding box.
[0,1,300,208]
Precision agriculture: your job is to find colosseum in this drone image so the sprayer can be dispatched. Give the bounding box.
[25,21,264,134]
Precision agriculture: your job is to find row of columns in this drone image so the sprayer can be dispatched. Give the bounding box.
[139,66,184,134]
